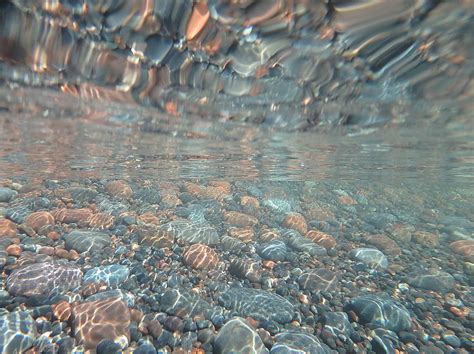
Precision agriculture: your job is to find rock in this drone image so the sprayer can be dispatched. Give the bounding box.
[305,230,337,249]
[0,218,17,237]
[52,208,93,225]
[219,287,294,324]
[413,231,439,247]
[160,288,215,319]
[86,213,115,230]
[228,227,255,243]
[450,240,474,257]
[224,211,258,227]
[0,310,36,353]
[83,265,130,287]
[240,196,260,209]
[229,258,262,283]
[85,290,135,307]
[138,225,174,249]
[389,224,414,243]
[344,294,411,332]
[323,312,355,339]
[7,262,82,297]
[259,228,281,242]
[282,213,308,235]
[363,234,401,256]
[158,220,219,245]
[182,244,220,269]
[220,234,246,253]
[256,240,288,261]
[271,331,332,353]
[0,187,16,203]
[5,205,30,224]
[263,199,292,214]
[214,317,269,354]
[72,297,130,350]
[52,301,72,322]
[406,270,456,293]
[96,339,123,354]
[6,244,21,256]
[298,269,338,293]
[62,187,98,204]
[64,230,111,253]
[282,229,327,257]
[105,180,133,199]
[24,211,55,234]
[350,248,388,269]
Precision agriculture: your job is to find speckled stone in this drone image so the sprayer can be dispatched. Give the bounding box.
[64,230,111,253]
[7,261,82,297]
[271,331,332,353]
[350,248,388,269]
[83,264,130,287]
[219,287,294,324]
[298,269,338,293]
[0,310,36,353]
[344,294,411,332]
[214,317,268,354]
[72,297,130,350]
[407,270,456,293]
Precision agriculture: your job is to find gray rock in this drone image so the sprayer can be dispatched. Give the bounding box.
[64,230,111,253]
[298,269,338,293]
[219,287,294,324]
[282,229,327,257]
[0,188,16,203]
[159,220,219,245]
[0,310,36,353]
[85,289,135,307]
[7,262,82,297]
[214,317,269,354]
[257,240,288,261]
[350,248,388,270]
[83,265,130,287]
[160,288,217,319]
[407,270,456,293]
[271,331,332,354]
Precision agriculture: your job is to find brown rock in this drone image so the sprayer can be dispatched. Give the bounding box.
[38,246,55,255]
[68,249,80,260]
[450,240,474,257]
[87,213,115,230]
[6,244,21,256]
[0,218,17,237]
[183,244,220,269]
[338,195,357,205]
[138,212,160,225]
[54,248,70,259]
[389,224,414,243]
[105,180,133,199]
[24,211,55,233]
[413,231,439,247]
[224,211,258,227]
[364,234,401,256]
[228,227,255,243]
[52,208,93,224]
[52,300,72,322]
[208,180,231,194]
[72,297,130,350]
[262,260,276,270]
[80,282,107,297]
[139,226,174,249]
[259,228,280,242]
[305,230,337,249]
[47,231,61,241]
[282,213,308,235]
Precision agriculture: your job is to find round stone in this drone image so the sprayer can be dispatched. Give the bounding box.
[83,264,130,287]
[214,317,268,354]
[282,213,308,235]
[24,211,55,233]
[271,331,332,353]
[298,269,338,293]
[350,248,388,269]
[64,230,111,253]
[305,230,337,249]
[182,244,220,269]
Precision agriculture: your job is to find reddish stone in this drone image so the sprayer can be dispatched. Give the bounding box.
[183,244,220,269]
[413,231,439,247]
[138,212,160,225]
[47,231,61,241]
[282,213,308,235]
[105,180,133,199]
[363,234,401,256]
[6,244,21,256]
[338,195,357,205]
[228,227,255,243]
[24,211,55,233]
[52,300,72,322]
[0,218,17,237]
[240,196,260,209]
[87,213,115,230]
[52,208,93,224]
[208,180,231,194]
[450,240,474,257]
[72,297,131,350]
[262,260,276,270]
[54,248,70,259]
[224,211,258,227]
[38,246,55,255]
[259,228,280,242]
[80,282,107,296]
[68,249,80,260]
[305,230,337,249]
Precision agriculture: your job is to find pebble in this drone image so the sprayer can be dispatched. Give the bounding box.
[63,230,112,253]
[407,270,456,293]
[214,317,269,354]
[159,220,219,245]
[24,211,55,234]
[298,269,338,293]
[271,331,332,353]
[182,243,220,269]
[0,310,36,353]
[0,187,16,202]
[0,218,17,237]
[83,264,130,287]
[282,212,308,235]
[305,230,337,249]
[350,248,388,269]
[256,240,288,261]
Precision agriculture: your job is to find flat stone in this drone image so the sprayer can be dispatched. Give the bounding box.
[64,230,111,253]
[105,180,133,199]
[229,258,262,283]
[24,211,55,233]
[72,297,130,350]
[413,231,439,247]
[158,220,219,245]
[160,288,216,319]
[389,224,414,243]
[0,310,36,353]
[83,265,130,287]
[305,230,337,249]
[350,248,388,269]
[219,287,294,324]
[7,262,82,297]
[263,199,292,214]
[224,211,258,228]
[0,187,16,202]
[363,234,401,256]
[182,244,220,269]
[271,331,332,354]
[256,240,288,261]
[214,317,269,354]
[282,212,308,235]
[0,218,17,238]
[450,240,474,257]
[323,312,355,339]
[344,294,411,332]
[85,290,135,307]
[298,269,338,293]
[62,187,98,204]
[407,270,456,293]
[282,229,327,257]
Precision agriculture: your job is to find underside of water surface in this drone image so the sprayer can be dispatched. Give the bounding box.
[0,1,473,354]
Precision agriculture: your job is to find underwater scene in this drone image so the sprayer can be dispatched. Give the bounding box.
[0,1,473,353]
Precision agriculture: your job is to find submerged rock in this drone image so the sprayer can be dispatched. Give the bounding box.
[350,248,388,270]
[64,230,111,253]
[214,317,268,354]
[83,264,130,288]
[271,331,332,354]
[0,310,36,353]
